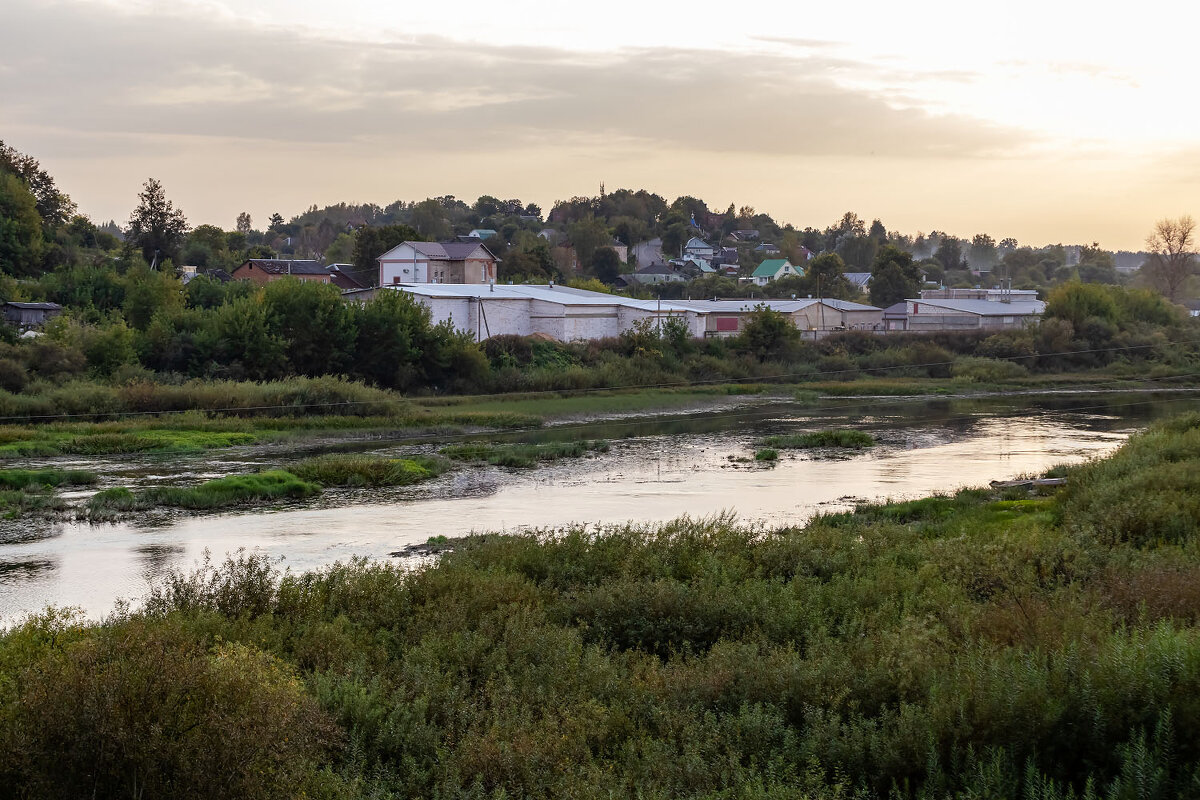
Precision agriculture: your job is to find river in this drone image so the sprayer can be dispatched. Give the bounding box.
[2,391,1196,623]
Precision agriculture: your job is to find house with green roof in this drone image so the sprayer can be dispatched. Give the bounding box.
[752,258,801,286]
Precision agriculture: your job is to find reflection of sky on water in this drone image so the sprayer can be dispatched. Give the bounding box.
[1,392,1195,624]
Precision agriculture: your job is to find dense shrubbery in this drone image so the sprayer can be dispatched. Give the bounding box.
[0,278,1193,413]
[7,416,1200,797]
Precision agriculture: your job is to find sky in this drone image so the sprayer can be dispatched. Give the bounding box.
[4,0,1198,249]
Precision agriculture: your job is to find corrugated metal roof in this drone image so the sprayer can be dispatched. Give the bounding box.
[389,285,880,315]
[909,299,1045,316]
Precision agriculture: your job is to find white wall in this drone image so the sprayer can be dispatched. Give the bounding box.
[379,244,429,285]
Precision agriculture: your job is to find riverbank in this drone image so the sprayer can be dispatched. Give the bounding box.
[3,413,1199,797]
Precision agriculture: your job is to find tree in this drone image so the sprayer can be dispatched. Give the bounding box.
[236,212,252,234]
[126,178,188,267]
[591,247,622,284]
[268,213,284,232]
[805,253,857,300]
[566,218,611,271]
[969,234,998,268]
[1144,216,1196,302]
[350,224,422,287]
[0,171,45,276]
[869,245,922,307]
[933,237,966,271]
[0,140,76,226]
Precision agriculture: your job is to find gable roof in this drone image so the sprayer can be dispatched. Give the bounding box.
[3,301,61,310]
[378,241,500,262]
[684,237,713,250]
[238,259,329,275]
[752,258,793,278]
[843,272,872,288]
[635,262,676,275]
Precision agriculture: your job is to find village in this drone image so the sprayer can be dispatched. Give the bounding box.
[151,227,1050,344]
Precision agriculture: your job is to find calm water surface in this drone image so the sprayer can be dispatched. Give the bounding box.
[2,392,1196,622]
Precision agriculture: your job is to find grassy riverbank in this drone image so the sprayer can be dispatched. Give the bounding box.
[5,414,1200,796]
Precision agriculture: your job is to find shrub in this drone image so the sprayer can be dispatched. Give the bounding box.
[951,356,1030,383]
[289,454,446,487]
[760,430,875,449]
[140,470,320,509]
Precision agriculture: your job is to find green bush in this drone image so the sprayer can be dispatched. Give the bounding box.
[289,454,446,487]
[140,470,320,509]
[760,430,876,449]
[951,356,1030,383]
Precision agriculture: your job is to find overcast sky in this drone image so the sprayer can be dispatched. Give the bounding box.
[4,0,1197,248]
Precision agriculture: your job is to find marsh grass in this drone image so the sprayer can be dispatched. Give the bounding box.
[289,454,448,487]
[760,429,876,449]
[441,439,610,468]
[89,471,320,513]
[11,415,1200,798]
[0,468,97,489]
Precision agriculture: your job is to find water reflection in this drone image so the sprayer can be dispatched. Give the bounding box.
[1,391,1198,623]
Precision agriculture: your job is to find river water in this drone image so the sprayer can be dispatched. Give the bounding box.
[2,391,1196,623]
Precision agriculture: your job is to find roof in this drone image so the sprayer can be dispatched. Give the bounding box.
[754,242,780,251]
[239,259,329,276]
[635,262,677,275]
[378,241,500,262]
[882,302,908,319]
[3,301,61,310]
[684,237,713,250]
[909,299,1046,316]
[843,272,872,288]
[1183,299,1200,311]
[752,259,792,278]
[388,284,878,315]
[669,298,880,314]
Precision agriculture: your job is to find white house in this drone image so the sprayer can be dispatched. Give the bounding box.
[751,259,799,286]
[376,241,499,285]
[683,237,716,260]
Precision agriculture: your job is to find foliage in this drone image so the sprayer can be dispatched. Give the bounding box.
[441,439,610,467]
[8,418,1200,796]
[0,171,44,276]
[289,454,447,487]
[759,429,876,448]
[126,178,189,265]
[869,245,922,307]
[133,470,320,509]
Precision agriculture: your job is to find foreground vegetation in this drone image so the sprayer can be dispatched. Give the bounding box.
[760,430,877,449]
[6,414,1200,797]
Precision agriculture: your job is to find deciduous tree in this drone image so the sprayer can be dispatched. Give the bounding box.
[1144,215,1196,302]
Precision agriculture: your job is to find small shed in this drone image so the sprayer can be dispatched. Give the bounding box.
[3,301,62,328]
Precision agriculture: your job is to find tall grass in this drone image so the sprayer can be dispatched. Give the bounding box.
[8,415,1200,797]
[288,454,448,487]
[441,439,610,468]
[760,429,876,449]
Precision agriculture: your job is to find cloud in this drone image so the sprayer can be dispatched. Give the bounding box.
[1,0,1030,163]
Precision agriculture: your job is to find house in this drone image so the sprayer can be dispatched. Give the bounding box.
[632,237,664,268]
[468,229,498,240]
[882,302,909,331]
[754,242,781,255]
[624,262,687,285]
[683,237,716,260]
[2,301,62,329]
[715,247,740,267]
[795,246,815,262]
[232,259,333,285]
[905,298,1045,331]
[1184,300,1200,318]
[751,259,800,286]
[731,229,760,241]
[325,264,366,291]
[844,272,872,291]
[608,238,629,264]
[376,241,500,285]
